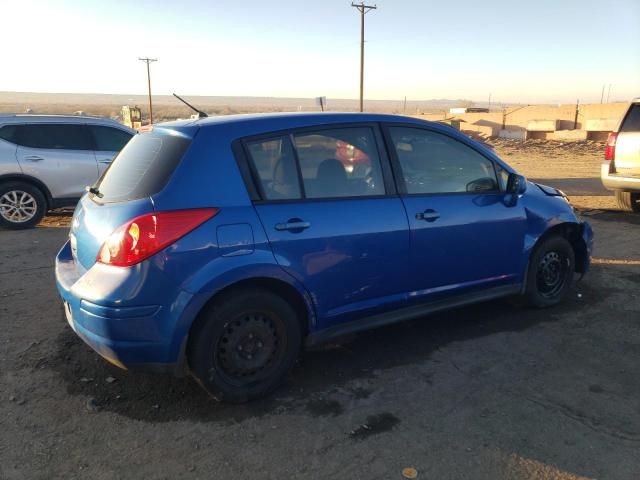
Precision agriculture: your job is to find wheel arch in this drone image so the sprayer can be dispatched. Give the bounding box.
[184,276,315,364]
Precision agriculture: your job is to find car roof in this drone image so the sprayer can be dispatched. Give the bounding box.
[159,111,437,133]
[0,114,133,130]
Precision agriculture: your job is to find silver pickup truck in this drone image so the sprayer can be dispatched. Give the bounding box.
[601,98,640,212]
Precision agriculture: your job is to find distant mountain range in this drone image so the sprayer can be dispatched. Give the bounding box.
[0,91,481,114]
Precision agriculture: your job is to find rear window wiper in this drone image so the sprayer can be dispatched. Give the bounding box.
[86,185,103,198]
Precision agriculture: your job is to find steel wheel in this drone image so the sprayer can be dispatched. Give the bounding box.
[0,190,38,223]
[535,249,570,299]
[523,235,575,308]
[215,313,283,385]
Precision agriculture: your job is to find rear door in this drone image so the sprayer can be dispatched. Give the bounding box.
[614,103,640,176]
[385,125,526,299]
[14,123,98,198]
[243,125,410,327]
[88,125,134,176]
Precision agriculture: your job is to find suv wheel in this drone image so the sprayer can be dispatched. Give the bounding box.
[615,191,640,213]
[523,236,575,308]
[188,288,302,403]
[0,182,46,229]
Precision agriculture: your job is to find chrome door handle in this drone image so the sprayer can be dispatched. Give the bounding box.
[416,209,440,222]
[23,155,44,162]
[275,221,311,232]
[98,159,112,164]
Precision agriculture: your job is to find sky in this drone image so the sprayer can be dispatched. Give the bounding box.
[1,0,639,104]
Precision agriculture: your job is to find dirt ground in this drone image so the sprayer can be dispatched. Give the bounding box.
[1,141,639,479]
[489,139,617,211]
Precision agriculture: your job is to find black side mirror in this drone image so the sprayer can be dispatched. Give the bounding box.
[506,173,527,195]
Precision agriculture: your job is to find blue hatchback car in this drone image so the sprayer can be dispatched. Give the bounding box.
[55,113,593,402]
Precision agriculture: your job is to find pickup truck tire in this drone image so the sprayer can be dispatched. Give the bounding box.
[615,191,640,213]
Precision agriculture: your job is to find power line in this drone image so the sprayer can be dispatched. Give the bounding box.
[138,57,158,124]
[351,2,377,113]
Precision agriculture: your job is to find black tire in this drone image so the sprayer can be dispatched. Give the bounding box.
[188,288,302,403]
[523,236,575,308]
[0,181,47,230]
[615,191,640,213]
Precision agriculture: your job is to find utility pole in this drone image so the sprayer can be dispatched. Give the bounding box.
[606,83,612,103]
[351,2,377,112]
[488,92,492,111]
[139,57,158,124]
[600,83,605,104]
[403,96,407,114]
[574,99,580,129]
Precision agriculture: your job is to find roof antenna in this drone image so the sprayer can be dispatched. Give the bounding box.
[172,93,208,118]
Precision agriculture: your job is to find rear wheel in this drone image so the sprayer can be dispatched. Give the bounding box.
[188,289,302,403]
[0,182,46,230]
[523,236,575,308]
[615,191,640,213]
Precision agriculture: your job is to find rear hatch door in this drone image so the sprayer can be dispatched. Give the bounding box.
[70,126,194,270]
[615,103,640,176]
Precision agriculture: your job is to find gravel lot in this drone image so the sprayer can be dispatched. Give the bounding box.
[1,142,639,479]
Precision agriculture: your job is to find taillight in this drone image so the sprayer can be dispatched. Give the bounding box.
[604,132,617,161]
[97,208,218,266]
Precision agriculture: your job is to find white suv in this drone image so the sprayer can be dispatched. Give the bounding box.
[601,98,640,212]
[0,115,134,228]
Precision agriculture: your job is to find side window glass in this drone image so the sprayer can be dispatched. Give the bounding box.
[494,163,510,191]
[246,136,302,200]
[620,104,640,132]
[389,127,498,194]
[292,127,385,199]
[91,126,133,151]
[15,124,92,150]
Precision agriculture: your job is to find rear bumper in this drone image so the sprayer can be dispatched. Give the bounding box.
[55,240,190,374]
[601,163,640,192]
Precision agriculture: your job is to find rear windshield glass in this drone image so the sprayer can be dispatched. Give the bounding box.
[95,130,190,203]
[620,104,640,132]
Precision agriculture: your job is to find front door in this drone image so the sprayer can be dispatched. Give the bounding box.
[15,123,98,198]
[245,125,410,327]
[385,125,527,300]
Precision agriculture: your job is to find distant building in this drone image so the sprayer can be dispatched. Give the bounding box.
[449,107,490,114]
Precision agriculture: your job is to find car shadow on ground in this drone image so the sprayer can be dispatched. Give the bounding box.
[46,278,607,425]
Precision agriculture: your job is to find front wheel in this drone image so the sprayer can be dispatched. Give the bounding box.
[188,289,302,403]
[523,236,575,308]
